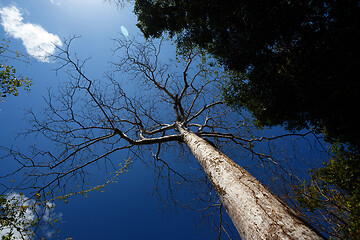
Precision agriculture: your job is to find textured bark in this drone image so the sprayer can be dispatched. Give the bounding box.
[178,124,325,240]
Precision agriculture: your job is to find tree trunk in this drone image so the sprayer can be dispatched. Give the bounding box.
[178,124,325,240]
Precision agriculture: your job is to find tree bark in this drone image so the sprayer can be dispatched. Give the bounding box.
[177,124,325,240]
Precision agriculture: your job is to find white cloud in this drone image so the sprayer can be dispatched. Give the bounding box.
[121,25,129,37]
[43,201,62,222]
[49,0,62,6]
[0,5,62,62]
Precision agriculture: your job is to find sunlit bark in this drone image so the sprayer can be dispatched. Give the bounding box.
[178,123,324,240]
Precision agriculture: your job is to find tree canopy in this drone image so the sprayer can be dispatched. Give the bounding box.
[134,0,360,146]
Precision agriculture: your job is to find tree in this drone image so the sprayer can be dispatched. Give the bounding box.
[0,39,32,100]
[1,37,325,239]
[293,144,360,239]
[133,0,360,147]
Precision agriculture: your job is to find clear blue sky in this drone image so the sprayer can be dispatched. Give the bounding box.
[0,1,328,239]
[0,1,240,239]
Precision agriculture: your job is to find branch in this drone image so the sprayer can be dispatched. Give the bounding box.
[114,128,181,145]
[186,101,223,124]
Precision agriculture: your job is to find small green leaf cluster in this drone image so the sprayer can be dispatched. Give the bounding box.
[1,39,32,100]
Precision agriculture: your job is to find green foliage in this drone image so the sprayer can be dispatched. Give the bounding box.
[0,192,66,239]
[1,39,32,100]
[0,193,38,240]
[294,144,360,239]
[134,0,360,147]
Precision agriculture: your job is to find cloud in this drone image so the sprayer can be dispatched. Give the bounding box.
[49,0,62,6]
[0,5,62,62]
[121,25,129,37]
[43,201,63,222]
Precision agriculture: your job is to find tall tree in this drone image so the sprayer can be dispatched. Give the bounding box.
[1,37,325,239]
[133,0,360,147]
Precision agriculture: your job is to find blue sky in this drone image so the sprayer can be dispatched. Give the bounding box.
[0,1,239,239]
